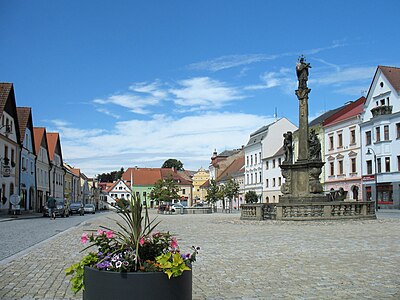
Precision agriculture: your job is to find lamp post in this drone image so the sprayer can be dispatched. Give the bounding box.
[366,148,378,211]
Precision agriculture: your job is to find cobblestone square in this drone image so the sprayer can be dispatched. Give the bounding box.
[0,211,399,299]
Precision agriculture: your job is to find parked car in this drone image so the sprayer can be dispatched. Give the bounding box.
[84,203,96,214]
[171,203,186,213]
[69,202,84,216]
[43,198,69,218]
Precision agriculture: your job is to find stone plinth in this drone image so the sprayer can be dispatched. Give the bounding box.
[241,202,376,221]
[280,160,325,199]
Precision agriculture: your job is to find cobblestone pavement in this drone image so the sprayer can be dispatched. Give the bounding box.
[0,210,399,299]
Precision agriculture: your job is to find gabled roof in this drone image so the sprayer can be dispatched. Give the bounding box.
[0,83,13,117]
[16,107,35,153]
[216,155,245,182]
[323,96,366,126]
[70,168,81,177]
[200,180,210,188]
[108,179,131,193]
[33,127,49,157]
[46,132,63,162]
[246,121,276,146]
[0,83,21,143]
[378,66,400,93]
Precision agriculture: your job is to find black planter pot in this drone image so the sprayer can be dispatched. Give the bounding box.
[83,266,192,300]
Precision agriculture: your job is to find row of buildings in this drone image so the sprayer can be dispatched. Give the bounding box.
[211,65,400,209]
[0,83,98,214]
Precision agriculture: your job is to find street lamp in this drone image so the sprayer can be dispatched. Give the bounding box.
[366,148,378,211]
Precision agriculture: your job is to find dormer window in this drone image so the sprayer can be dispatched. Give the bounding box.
[380,82,384,87]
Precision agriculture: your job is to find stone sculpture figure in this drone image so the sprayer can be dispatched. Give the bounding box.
[308,129,321,161]
[296,56,311,89]
[283,131,293,164]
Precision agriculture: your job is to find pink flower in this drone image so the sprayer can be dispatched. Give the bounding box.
[170,237,178,250]
[97,230,104,236]
[139,236,145,246]
[106,230,114,239]
[81,233,88,244]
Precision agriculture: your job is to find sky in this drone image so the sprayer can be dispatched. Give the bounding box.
[1,1,399,177]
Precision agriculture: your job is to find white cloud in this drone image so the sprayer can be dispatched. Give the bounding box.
[188,54,276,72]
[311,66,375,86]
[170,77,244,109]
[57,112,274,176]
[96,108,121,119]
[187,42,346,72]
[245,68,295,92]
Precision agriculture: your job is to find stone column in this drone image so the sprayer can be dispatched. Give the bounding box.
[295,88,311,161]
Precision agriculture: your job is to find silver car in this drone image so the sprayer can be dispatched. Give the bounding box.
[84,203,96,214]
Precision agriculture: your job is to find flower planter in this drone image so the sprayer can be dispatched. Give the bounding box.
[83,266,192,300]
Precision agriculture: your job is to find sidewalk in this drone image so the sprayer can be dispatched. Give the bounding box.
[0,210,43,222]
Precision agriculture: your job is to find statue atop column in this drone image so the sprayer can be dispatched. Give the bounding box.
[296,56,311,89]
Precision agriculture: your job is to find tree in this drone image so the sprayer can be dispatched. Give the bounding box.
[149,175,180,204]
[205,179,221,211]
[245,191,259,203]
[97,167,125,182]
[221,178,239,212]
[161,159,184,171]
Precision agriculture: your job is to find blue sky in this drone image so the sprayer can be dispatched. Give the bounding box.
[1,1,399,176]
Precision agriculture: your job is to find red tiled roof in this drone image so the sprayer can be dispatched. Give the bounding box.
[46,132,60,161]
[122,168,162,186]
[16,107,31,144]
[70,168,81,177]
[323,97,366,126]
[33,127,46,156]
[200,180,210,188]
[379,65,400,93]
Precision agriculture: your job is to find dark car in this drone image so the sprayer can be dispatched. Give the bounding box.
[69,202,84,216]
[43,198,69,218]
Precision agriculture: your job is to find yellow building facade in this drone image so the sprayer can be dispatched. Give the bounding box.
[192,167,209,202]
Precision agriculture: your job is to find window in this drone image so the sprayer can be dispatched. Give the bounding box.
[398,156,400,171]
[273,178,276,187]
[250,174,253,184]
[259,152,261,162]
[366,131,372,145]
[384,125,389,140]
[350,129,356,144]
[397,123,400,139]
[330,162,334,176]
[272,159,276,168]
[278,177,282,186]
[351,158,356,173]
[377,158,381,173]
[182,189,185,195]
[246,174,249,184]
[375,127,381,142]
[385,157,391,172]
[251,155,253,165]
[255,154,257,165]
[380,99,385,106]
[22,157,25,171]
[338,133,343,148]
[265,161,269,170]
[329,135,334,150]
[338,160,343,175]
[266,179,269,188]
[246,156,249,166]
[278,158,281,165]
[259,172,262,182]
[11,149,14,165]
[366,160,372,175]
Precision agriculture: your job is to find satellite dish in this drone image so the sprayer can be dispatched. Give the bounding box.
[10,194,20,205]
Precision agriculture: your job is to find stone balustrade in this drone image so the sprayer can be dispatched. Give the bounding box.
[241,201,376,221]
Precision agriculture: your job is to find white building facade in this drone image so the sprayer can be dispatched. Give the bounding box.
[323,97,365,201]
[360,66,400,209]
